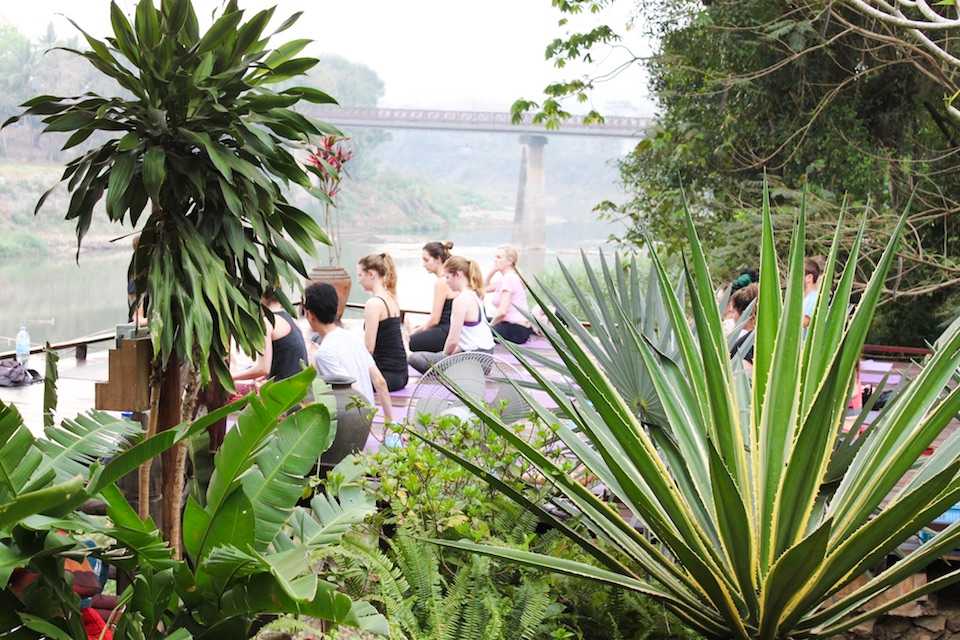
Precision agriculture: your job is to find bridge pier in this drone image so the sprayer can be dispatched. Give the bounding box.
[512,134,547,275]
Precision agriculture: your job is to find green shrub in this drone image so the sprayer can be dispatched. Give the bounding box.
[370,414,572,541]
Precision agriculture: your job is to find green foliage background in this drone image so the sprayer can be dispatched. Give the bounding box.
[520,0,960,345]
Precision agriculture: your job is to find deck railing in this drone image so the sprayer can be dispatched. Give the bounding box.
[0,302,430,362]
[0,302,932,362]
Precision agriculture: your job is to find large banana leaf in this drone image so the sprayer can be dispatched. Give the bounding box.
[0,402,53,502]
[242,403,336,550]
[36,411,141,481]
[92,371,386,637]
[184,367,315,563]
[428,184,960,639]
[286,484,376,549]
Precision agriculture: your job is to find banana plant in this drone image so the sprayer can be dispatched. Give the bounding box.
[423,186,960,639]
[0,395,245,639]
[2,370,386,638]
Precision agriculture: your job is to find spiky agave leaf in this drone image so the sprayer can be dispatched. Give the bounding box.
[425,183,960,639]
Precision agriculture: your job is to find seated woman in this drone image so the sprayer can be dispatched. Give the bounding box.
[728,283,758,365]
[358,252,408,392]
[485,245,533,344]
[409,241,456,353]
[232,288,308,383]
[408,256,495,374]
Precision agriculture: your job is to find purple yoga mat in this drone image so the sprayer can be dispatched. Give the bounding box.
[861,372,902,386]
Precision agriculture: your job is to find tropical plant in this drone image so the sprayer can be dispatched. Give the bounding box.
[341,535,557,640]
[422,187,960,639]
[3,0,335,386]
[1,369,387,639]
[0,393,240,638]
[3,0,340,549]
[308,134,353,265]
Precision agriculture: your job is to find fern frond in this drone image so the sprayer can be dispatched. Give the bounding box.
[438,557,474,640]
[508,579,553,640]
[393,535,443,632]
[342,537,421,638]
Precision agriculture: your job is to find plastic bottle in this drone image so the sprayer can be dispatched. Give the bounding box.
[15,326,30,366]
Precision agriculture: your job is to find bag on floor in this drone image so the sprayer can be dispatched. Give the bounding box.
[0,360,41,387]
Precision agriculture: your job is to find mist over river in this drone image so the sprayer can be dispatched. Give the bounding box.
[1,220,617,351]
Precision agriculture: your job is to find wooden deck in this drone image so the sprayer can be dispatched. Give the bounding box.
[1,350,110,436]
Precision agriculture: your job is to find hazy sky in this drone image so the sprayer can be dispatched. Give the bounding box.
[0,0,650,113]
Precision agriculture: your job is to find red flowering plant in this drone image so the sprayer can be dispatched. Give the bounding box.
[308,135,354,264]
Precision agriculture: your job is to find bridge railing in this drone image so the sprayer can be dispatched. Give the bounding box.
[314,106,650,136]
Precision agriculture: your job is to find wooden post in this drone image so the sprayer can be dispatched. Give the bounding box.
[157,359,183,555]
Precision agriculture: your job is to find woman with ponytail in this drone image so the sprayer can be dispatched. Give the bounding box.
[408,255,494,374]
[409,240,456,352]
[358,252,408,391]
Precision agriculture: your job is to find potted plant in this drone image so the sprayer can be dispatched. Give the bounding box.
[307,134,354,319]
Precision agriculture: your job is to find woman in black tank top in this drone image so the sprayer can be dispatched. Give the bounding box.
[359,253,408,391]
[409,241,456,353]
[232,291,308,384]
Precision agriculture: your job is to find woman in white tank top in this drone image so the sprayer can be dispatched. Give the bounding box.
[408,255,494,374]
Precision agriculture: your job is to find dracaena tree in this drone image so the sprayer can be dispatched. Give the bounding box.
[3,0,339,551]
[3,0,335,388]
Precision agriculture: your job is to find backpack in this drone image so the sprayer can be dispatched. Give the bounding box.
[0,360,41,387]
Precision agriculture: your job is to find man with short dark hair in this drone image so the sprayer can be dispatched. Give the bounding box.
[303,283,393,422]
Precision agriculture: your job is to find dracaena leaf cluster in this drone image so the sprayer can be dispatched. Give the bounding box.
[3,0,339,386]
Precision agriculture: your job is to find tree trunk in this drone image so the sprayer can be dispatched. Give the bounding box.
[137,364,163,520]
[158,358,183,556]
[198,357,228,452]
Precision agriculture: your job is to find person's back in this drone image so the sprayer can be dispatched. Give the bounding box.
[269,309,308,380]
[314,327,375,403]
[368,295,407,390]
[458,289,495,352]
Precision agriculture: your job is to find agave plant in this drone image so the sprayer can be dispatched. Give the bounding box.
[422,188,960,639]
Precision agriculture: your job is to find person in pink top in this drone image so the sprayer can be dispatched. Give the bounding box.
[484,244,533,344]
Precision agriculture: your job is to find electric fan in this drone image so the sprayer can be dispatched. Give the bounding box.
[405,351,532,426]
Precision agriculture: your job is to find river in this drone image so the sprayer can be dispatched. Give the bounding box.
[1,219,618,350]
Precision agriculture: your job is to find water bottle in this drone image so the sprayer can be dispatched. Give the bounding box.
[15,326,30,366]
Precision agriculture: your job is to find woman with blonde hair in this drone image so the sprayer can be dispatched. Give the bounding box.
[408,255,494,374]
[358,252,408,391]
[485,244,533,344]
[409,240,456,352]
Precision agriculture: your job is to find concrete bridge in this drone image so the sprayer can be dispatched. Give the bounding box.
[316,107,652,272]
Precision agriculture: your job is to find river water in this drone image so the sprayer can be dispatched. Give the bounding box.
[1,218,617,350]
